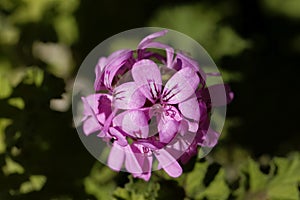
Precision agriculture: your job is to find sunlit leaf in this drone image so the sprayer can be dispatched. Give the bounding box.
[0,75,12,99]
[84,163,118,199]
[56,0,79,13]
[0,119,12,154]
[2,156,24,175]
[23,67,44,87]
[53,15,78,45]
[0,16,20,45]
[202,169,230,200]
[267,154,300,200]
[113,176,160,200]
[246,157,268,191]
[185,161,208,198]
[10,0,57,23]
[8,98,25,110]
[19,175,47,193]
[113,187,131,200]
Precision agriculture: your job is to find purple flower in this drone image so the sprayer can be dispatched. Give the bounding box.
[81,30,233,181]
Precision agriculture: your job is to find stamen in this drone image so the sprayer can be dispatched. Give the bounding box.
[163,105,176,118]
[170,112,176,118]
[142,147,149,153]
[151,104,164,116]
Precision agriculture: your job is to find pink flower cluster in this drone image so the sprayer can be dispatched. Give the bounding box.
[81,30,233,181]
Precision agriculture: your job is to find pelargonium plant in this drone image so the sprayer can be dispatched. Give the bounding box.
[81,30,233,181]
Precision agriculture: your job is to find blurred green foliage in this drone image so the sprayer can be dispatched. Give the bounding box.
[149,3,250,60]
[262,0,300,19]
[0,0,300,199]
[239,153,300,200]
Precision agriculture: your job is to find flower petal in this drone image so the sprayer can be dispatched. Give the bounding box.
[103,49,133,89]
[138,30,168,49]
[154,149,182,178]
[175,52,206,80]
[113,82,146,109]
[97,57,107,72]
[112,111,126,127]
[98,108,118,137]
[178,97,200,122]
[162,67,199,104]
[198,128,220,147]
[205,84,234,107]
[139,41,171,51]
[125,145,143,174]
[166,48,175,69]
[135,138,164,150]
[97,95,113,118]
[82,94,100,117]
[187,121,199,133]
[82,95,109,135]
[133,154,153,181]
[158,118,179,144]
[82,94,112,118]
[179,140,198,164]
[94,57,107,91]
[133,170,152,182]
[132,59,162,102]
[131,143,153,181]
[165,128,195,160]
[122,110,149,138]
[108,144,125,171]
[82,116,102,136]
[109,127,127,146]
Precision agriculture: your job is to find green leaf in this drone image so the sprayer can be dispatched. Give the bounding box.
[185,161,209,198]
[268,183,299,200]
[239,155,300,200]
[0,75,12,99]
[53,15,78,45]
[23,67,44,87]
[2,156,24,175]
[267,154,300,200]
[84,163,118,200]
[235,157,269,199]
[8,98,25,110]
[201,169,230,200]
[0,16,20,45]
[270,155,300,185]
[184,161,230,199]
[113,187,131,200]
[244,157,268,191]
[113,176,160,200]
[10,0,57,24]
[0,119,12,154]
[19,175,47,194]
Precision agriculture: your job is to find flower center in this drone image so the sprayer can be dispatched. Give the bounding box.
[151,104,164,115]
[151,103,177,119]
[163,105,177,118]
